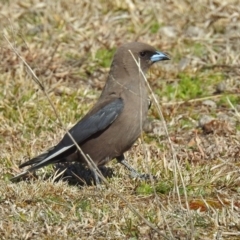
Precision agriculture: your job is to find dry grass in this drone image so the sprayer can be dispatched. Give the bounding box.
[1,0,240,239]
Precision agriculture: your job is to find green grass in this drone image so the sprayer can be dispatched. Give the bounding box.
[95,48,116,68]
[150,22,161,34]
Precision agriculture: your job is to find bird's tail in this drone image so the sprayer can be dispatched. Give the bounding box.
[10,169,35,182]
[19,147,55,168]
[11,147,55,182]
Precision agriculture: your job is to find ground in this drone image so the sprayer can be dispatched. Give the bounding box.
[0,0,240,239]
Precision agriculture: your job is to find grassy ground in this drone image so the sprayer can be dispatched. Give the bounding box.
[1,0,240,239]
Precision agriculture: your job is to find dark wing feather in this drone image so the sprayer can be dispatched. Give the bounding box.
[59,98,124,147]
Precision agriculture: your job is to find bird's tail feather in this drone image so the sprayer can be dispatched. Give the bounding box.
[19,147,55,168]
[11,157,60,182]
[10,170,34,182]
[11,146,56,182]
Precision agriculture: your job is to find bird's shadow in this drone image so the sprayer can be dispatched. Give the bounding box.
[53,162,115,186]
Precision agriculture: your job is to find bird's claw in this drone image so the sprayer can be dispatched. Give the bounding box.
[129,171,156,180]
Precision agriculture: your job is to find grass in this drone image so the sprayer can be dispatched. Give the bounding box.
[1,0,240,239]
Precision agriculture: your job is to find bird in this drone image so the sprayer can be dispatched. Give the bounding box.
[11,42,170,183]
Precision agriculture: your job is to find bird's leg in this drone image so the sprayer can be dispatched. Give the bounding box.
[117,155,152,180]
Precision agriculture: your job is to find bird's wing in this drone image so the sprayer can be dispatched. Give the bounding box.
[61,97,124,147]
[11,98,124,181]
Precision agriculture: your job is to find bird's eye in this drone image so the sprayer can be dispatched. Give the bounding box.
[140,51,146,57]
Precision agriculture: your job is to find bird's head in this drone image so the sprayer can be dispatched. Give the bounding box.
[113,42,170,73]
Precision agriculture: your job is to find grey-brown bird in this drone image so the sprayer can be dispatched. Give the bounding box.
[11,42,169,183]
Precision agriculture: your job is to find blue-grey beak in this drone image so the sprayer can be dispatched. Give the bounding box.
[151,51,170,62]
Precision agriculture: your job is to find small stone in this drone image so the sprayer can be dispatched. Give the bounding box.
[198,115,214,128]
[215,82,226,93]
[143,119,165,136]
[185,26,205,38]
[202,100,217,108]
[160,26,177,38]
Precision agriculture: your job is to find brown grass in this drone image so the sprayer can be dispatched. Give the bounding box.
[1,0,240,239]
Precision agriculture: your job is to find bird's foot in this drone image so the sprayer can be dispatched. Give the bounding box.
[117,156,156,181]
[129,170,156,180]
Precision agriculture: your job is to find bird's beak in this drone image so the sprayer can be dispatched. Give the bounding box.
[151,51,170,63]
